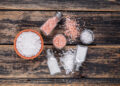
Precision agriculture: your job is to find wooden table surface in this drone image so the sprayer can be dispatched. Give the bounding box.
[0,0,120,86]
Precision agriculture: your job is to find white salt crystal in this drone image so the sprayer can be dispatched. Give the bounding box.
[16,31,41,57]
[60,50,76,74]
[75,45,88,71]
[46,49,61,75]
[80,29,94,44]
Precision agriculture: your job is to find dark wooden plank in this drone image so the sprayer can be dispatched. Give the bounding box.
[0,0,120,11]
[0,45,120,78]
[0,11,120,45]
[0,78,120,85]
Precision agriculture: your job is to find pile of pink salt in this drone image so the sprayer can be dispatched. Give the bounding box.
[53,34,67,49]
[64,17,80,41]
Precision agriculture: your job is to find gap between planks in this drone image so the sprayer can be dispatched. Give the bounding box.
[0,78,120,85]
[1,45,120,48]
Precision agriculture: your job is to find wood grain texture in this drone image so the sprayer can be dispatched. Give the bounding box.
[0,45,120,78]
[0,78,120,85]
[0,1,120,85]
[0,0,119,11]
[0,11,120,45]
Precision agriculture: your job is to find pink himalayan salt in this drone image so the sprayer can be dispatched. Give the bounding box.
[53,34,67,49]
[64,17,79,41]
[40,12,62,36]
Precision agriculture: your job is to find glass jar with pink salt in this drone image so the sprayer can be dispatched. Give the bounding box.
[53,34,67,49]
[40,12,62,36]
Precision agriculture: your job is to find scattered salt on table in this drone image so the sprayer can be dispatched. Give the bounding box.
[64,17,80,42]
[16,31,41,57]
[46,49,61,75]
[60,49,76,74]
[75,45,88,71]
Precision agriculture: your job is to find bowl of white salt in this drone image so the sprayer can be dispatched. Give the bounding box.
[14,29,44,59]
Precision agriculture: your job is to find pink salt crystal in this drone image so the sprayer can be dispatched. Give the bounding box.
[40,12,62,36]
[53,34,67,49]
[64,17,79,41]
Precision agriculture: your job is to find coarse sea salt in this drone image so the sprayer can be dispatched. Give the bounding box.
[60,49,76,74]
[60,45,88,74]
[80,29,94,44]
[16,31,41,57]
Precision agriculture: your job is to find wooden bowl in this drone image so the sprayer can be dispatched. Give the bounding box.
[14,29,44,60]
